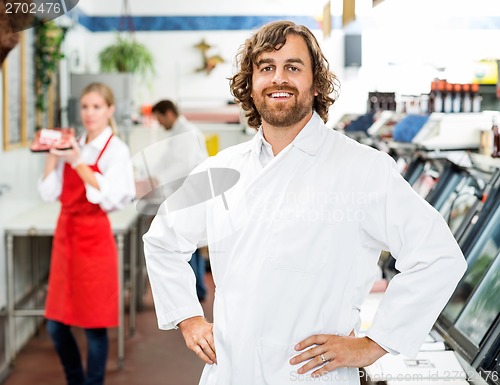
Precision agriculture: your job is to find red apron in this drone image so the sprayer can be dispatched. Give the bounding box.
[45,135,119,328]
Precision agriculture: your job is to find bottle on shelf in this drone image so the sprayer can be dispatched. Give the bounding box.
[387,94,396,111]
[471,83,482,112]
[368,93,378,113]
[379,94,387,111]
[462,83,472,113]
[443,81,453,113]
[420,94,429,115]
[492,116,500,158]
[433,80,445,113]
[452,83,462,113]
[428,79,438,113]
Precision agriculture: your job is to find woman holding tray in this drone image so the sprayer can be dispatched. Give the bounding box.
[38,82,135,385]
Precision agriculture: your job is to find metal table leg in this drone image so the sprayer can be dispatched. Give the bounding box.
[116,234,125,370]
[6,234,15,365]
[129,222,137,336]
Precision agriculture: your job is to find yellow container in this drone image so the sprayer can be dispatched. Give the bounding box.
[205,134,219,156]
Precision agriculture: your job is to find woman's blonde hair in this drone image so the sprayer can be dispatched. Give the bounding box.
[80,82,118,134]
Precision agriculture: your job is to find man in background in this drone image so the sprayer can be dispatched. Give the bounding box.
[149,100,209,302]
[152,100,208,160]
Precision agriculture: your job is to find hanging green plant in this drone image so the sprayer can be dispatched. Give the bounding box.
[35,21,67,113]
[98,35,155,79]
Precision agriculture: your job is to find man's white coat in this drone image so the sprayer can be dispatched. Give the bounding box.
[144,113,466,385]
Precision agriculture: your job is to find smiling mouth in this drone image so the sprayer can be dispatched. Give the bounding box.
[268,92,293,98]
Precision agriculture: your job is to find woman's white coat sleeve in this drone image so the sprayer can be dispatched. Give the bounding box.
[37,161,63,202]
[85,143,136,212]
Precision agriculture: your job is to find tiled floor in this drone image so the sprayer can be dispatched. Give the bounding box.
[2,274,215,385]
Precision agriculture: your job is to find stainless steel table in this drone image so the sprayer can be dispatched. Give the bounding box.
[5,202,139,369]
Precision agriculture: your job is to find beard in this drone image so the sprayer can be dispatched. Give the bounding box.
[252,85,315,128]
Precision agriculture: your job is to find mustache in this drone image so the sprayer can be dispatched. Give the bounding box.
[263,86,298,94]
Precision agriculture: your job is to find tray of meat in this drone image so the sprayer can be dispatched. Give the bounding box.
[30,128,76,152]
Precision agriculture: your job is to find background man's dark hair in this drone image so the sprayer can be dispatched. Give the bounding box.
[152,100,179,116]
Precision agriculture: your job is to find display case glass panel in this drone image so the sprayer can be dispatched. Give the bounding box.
[404,158,426,185]
[455,253,500,346]
[431,172,465,210]
[410,160,442,199]
[441,206,500,323]
[439,175,483,235]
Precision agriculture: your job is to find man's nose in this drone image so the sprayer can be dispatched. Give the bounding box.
[272,68,288,85]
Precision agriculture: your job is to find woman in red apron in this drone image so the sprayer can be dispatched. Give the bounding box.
[39,83,135,385]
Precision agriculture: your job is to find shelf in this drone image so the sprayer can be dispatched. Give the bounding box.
[469,152,500,173]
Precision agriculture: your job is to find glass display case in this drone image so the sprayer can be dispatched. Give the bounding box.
[476,321,500,385]
[454,253,499,346]
[426,162,468,209]
[411,166,440,199]
[435,195,500,364]
[441,205,499,324]
[403,155,427,185]
[438,172,486,239]
[457,171,500,254]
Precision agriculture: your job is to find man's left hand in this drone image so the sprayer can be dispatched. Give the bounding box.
[290,335,387,378]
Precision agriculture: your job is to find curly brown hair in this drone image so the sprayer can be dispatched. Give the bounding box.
[229,20,339,129]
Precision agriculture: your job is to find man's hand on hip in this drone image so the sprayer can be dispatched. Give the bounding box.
[178,316,217,365]
[290,334,387,378]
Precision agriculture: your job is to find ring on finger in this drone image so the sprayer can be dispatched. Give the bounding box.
[320,353,327,363]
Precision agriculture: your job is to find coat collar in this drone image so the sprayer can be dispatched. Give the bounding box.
[79,126,113,150]
[170,115,191,135]
[242,111,325,157]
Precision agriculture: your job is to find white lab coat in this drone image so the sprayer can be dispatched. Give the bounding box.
[133,116,208,207]
[144,112,466,385]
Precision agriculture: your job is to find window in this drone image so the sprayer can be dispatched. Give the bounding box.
[2,30,36,151]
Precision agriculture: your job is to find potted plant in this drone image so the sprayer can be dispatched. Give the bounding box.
[98,35,155,80]
[35,21,68,113]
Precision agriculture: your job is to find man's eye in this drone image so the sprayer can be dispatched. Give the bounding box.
[288,66,299,72]
[261,66,273,72]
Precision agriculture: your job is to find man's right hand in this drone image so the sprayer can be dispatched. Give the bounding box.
[178,316,217,365]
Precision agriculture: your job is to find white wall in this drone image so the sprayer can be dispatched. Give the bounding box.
[70,0,336,110]
[79,30,251,107]
[59,23,94,127]
[79,29,344,107]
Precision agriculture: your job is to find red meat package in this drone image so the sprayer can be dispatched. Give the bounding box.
[30,128,76,152]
